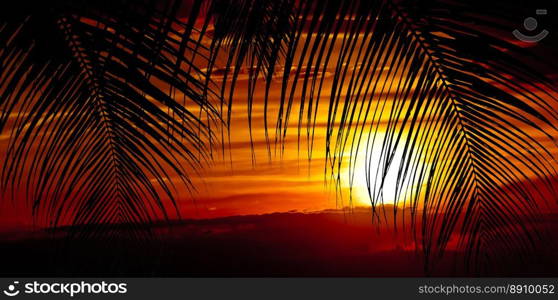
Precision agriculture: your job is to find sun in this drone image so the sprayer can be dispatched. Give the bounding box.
[347,132,426,208]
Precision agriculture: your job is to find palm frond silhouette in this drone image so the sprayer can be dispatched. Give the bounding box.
[1,0,557,270]
[0,0,219,236]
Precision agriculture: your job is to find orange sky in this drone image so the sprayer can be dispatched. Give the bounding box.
[1,12,558,229]
[177,50,558,221]
[173,20,558,220]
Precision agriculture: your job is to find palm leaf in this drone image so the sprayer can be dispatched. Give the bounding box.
[1,0,557,273]
[0,0,218,236]
[202,0,558,272]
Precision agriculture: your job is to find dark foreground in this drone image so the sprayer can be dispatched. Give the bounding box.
[0,209,556,277]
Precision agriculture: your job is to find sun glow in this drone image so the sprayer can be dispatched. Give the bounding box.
[348,132,427,208]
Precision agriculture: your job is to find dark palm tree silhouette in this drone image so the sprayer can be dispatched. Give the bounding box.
[1,0,557,272]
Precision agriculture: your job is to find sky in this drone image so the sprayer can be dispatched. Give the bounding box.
[171,17,558,221]
[1,3,558,230]
[175,28,420,218]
